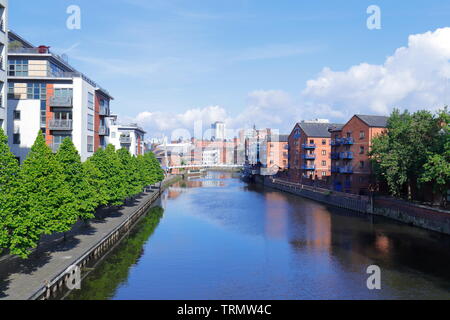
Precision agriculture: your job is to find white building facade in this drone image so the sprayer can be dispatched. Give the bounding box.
[107,115,146,156]
[211,121,226,141]
[7,31,113,162]
[0,0,7,131]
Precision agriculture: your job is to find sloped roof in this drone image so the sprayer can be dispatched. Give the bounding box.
[297,123,344,138]
[355,115,389,127]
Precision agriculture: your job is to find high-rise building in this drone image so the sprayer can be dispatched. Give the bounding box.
[7,31,113,162]
[0,0,7,132]
[211,121,225,141]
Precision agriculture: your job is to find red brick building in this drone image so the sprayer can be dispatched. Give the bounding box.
[330,115,388,195]
[288,122,342,183]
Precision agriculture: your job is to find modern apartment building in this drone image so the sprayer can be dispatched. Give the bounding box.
[7,31,113,162]
[211,121,226,141]
[288,121,342,183]
[330,115,388,195]
[0,0,7,131]
[107,115,146,156]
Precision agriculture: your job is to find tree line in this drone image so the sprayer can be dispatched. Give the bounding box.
[370,108,449,206]
[0,129,165,258]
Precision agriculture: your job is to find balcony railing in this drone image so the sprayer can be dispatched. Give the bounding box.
[49,120,73,130]
[302,143,316,149]
[120,136,132,144]
[339,166,354,174]
[342,137,354,145]
[50,96,73,107]
[340,152,354,160]
[303,154,316,160]
[331,166,340,173]
[331,152,340,160]
[301,164,316,170]
[98,126,109,136]
[331,138,341,146]
[99,106,110,116]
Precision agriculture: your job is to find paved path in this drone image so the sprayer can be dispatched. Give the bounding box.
[0,187,165,300]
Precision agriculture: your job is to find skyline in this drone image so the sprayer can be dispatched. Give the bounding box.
[9,0,450,138]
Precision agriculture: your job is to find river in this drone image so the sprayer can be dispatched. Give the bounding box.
[67,171,450,300]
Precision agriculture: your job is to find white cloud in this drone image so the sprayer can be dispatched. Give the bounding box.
[301,27,450,118]
[131,28,450,138]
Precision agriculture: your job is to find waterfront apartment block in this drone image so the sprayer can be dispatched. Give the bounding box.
[259,134,289,169]
[107,115,146,156]
[0,0,7,131]
[288,121,342,183]
[7,31,113,162]
[330,115,388,195]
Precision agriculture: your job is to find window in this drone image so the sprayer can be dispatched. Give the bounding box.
[360,131,365,139]
[13,133,20,144]
[346,132,351,138]
[322,150,326,156]
[87,136,94,152]
[8,83,14,98]
[111,132,116,139]
[360,161,365,168]
[27,83,47,100]
[322,139,326,145]
[359,146,365,154]
[13,110,20,120]
[8,59,29,77]
[270,160,274,165]
[40,111,46,127]
[322,160,327,166]
[309,139,314,144]
[87,114,94,131]
[322,171,326,177]
[88,92,94,110]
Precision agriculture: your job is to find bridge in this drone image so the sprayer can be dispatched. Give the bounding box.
[165,164,243,170]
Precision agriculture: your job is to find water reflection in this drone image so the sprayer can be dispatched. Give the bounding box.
[68,172,450,300]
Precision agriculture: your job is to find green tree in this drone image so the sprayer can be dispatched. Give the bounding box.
[11,132,77,257]
[55,138,95,222]
[117,148,142,199]
[0,128,20,252]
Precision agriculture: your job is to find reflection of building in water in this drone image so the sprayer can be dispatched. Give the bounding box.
[264,192,289,239]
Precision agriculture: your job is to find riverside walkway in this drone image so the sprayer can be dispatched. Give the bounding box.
[0,177,178,300]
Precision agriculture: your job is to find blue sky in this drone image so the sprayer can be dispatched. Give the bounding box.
[10,0,450,137]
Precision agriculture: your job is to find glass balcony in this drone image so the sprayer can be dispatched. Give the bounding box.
[303,154,316,160]
[98,126,109,136]
[49,120,73,130]
[331,152,340,160]
[120,135,132,144]
[302,143,316,149]
[301,164,316,170]
[99,106,110,116]
[331,166,340,173]
[50,96,73,107]
[342,137,354,145]
[340,152,354,159]
[331,138,342,146]
[339,166,353,174]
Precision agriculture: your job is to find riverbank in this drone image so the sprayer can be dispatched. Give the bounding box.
[256,175,450,236]
[0,175,181,300]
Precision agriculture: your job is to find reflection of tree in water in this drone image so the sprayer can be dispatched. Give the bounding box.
[66,206,164,300]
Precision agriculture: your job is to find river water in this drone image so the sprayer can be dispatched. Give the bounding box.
[67,171,450,300]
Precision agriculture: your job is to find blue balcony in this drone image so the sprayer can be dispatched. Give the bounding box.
[301,164,316,170]
[342,137,354,145]
[331,166,340,173]
[303,154,316,160]
[339,166,353,174]
[302,143,316,149]
[340,152,354,160]
[331,138,342,146]
[331,152,340,160]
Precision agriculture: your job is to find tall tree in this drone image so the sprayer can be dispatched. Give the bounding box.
[117,148,142,199]
[55,138,95,222]
[11,132,77,257]
[0,128,20,252]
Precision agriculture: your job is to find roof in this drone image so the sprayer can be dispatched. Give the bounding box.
[355,115,389,127]
[328,124,344,132]
[297,122,344,138]
[267,134,289,142]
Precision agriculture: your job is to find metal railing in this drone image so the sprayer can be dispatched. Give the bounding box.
[301,164,316,170]
[303,154,316,159]
[339,166,354,174]
[340,152,354,159]
[98,126,109,136]
[49,119,73,130]
[99,106,110,116]
[120,136,132,144]
[302,143,316,149]
[49,96,73,107]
